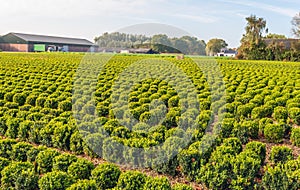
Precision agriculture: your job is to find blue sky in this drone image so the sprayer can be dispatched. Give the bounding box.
[0,0,299,47]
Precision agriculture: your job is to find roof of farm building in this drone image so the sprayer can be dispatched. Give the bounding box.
[1,32,94,46]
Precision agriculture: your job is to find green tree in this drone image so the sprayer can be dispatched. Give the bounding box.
[292,12,300,38]
[205,38,228,56]
[238,15,268,60]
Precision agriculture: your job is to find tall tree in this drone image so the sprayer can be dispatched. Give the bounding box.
[291,12,300,38]
[238,15,268,60]
[205,38,228,56]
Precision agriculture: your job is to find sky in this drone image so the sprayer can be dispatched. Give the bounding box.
[0,0,299,47]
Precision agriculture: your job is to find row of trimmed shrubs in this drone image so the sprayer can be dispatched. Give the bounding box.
[0,138,193,190]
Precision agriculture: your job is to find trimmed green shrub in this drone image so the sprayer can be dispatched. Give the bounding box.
[274,106,288,121]
[5,117,22,139]
[67,158,95,180]
[264,124,284,143]
[58,100,72,111]
[0,157,10,176]
[38,171,74,190]
[245,141,266,164]
[103,137,124,164]
[13,93,27,106]
[222,137,243,154]
[11,142,33,162]
[258,117,273,136]
[36,149,60,174]
[231,123,249,144]
[289,107,300,125]
[70,131,85,155]
[262,165,289,190]
[91,163,121,189]
[290,128,300,147]
[53,123,74,150]
[0,139,17,158]
[1,162,38,190]
[67,180,97,190]
[270,146,293,164]
[143,176,171,190]
[230,151,261,189]
[219,118,235,138]
[117,171,147,190]
[53,153,77,172]
[18,120,34,141]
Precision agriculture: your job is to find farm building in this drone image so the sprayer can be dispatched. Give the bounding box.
[217,48,237,57]
[0,32,96,52]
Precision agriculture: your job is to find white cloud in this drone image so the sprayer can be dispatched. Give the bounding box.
[220,0,298,17]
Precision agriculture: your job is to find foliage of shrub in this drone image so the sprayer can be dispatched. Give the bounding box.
[53,153,77,172]
[117,171,147,190]
[143,176,171,190]
[245,141,266,164]
[0,139,17,158]
[68,158,95,180]
[91,163,121,189]
[10,142,33,162]
[264,124,285,143]
[289,107,300,125]
[36,149,60,174]
[274,106,288,121]
[66,180,97,190]
[270,146,293,164]
[290,127,300,147]
[172,184,193,190]
[230,151,261,189]
[38,171,74,190]
[1,162,38,190]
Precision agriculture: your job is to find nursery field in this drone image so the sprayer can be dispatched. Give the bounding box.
[0,52,299,190]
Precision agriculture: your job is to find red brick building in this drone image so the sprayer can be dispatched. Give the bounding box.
[0,32,96,52]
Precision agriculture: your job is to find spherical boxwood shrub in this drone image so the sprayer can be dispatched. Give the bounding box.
[58,100,72,111]
[143,176,171,190]
[262,165,289,190]
[13,93,27,106]
[290,128,300,147]
[66,180,97,190]
[36,149,60,174]
[274,106,288,121]
[172,184,193,190]
[38,171,74,190]
[1,162,38,190]
[10,142,33,162]
[245,141,266,164]
[53,153,77,172]
[270,146,293,164]
[117,171,147,190]
[0,139,17,158]
[67,158,95,180]
[91,163,121,189]
[264,124,284,143]
[230,151,261,189]
[0,157,10,176]
[289,107,300,125]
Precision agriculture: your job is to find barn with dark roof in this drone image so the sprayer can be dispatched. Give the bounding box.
[0,32,96,52]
